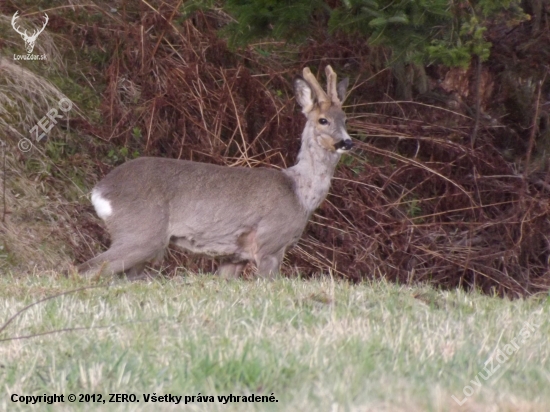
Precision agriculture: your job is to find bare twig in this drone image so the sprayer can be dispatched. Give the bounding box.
[471,54,482,149]
[0,285,107,338]
[524,72,548,175]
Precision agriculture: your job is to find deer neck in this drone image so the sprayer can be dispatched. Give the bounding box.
[284,124,340,214]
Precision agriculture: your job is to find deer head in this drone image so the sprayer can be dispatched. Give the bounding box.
[293,66,352,155]
[11,11,49,54]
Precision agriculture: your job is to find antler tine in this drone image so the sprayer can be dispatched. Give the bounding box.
[11,11,27,36]
[302,67,328,103]
[325,65,339,104]
[32,13,49,37]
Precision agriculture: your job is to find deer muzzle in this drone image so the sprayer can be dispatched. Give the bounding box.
[334,139,353,152]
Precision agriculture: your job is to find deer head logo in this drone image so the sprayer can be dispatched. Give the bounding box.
[11,11,49,54]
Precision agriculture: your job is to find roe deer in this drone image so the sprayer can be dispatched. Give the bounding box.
[78,65,352,279]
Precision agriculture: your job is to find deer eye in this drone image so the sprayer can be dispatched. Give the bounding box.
[318,118,329,125]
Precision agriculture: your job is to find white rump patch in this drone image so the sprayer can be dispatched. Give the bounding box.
[91,188,113,219]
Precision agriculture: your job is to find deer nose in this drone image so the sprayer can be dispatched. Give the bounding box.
[335,139,353,151]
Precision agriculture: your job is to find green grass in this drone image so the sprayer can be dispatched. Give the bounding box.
[0,274,548,411]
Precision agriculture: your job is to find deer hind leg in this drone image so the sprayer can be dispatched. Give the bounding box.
[79,204,170,278]
[123,248,165,281]
[123,262,147,280]
[77,239,166,278]
[255,249,284,279]
[218,261,246,279]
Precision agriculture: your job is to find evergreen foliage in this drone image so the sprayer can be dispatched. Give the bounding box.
[330,0,450,65]
[330,0,528,67]
[218,0,529,67]
[221,0,328,46]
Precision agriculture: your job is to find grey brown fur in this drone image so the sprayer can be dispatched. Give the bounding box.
[78,66,352,279]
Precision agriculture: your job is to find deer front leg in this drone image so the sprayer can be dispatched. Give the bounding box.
[256,250,284,279]
[218,262,246,279]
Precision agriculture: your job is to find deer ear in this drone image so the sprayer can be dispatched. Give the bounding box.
[337,77,349,104]
[293,77,315,114]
